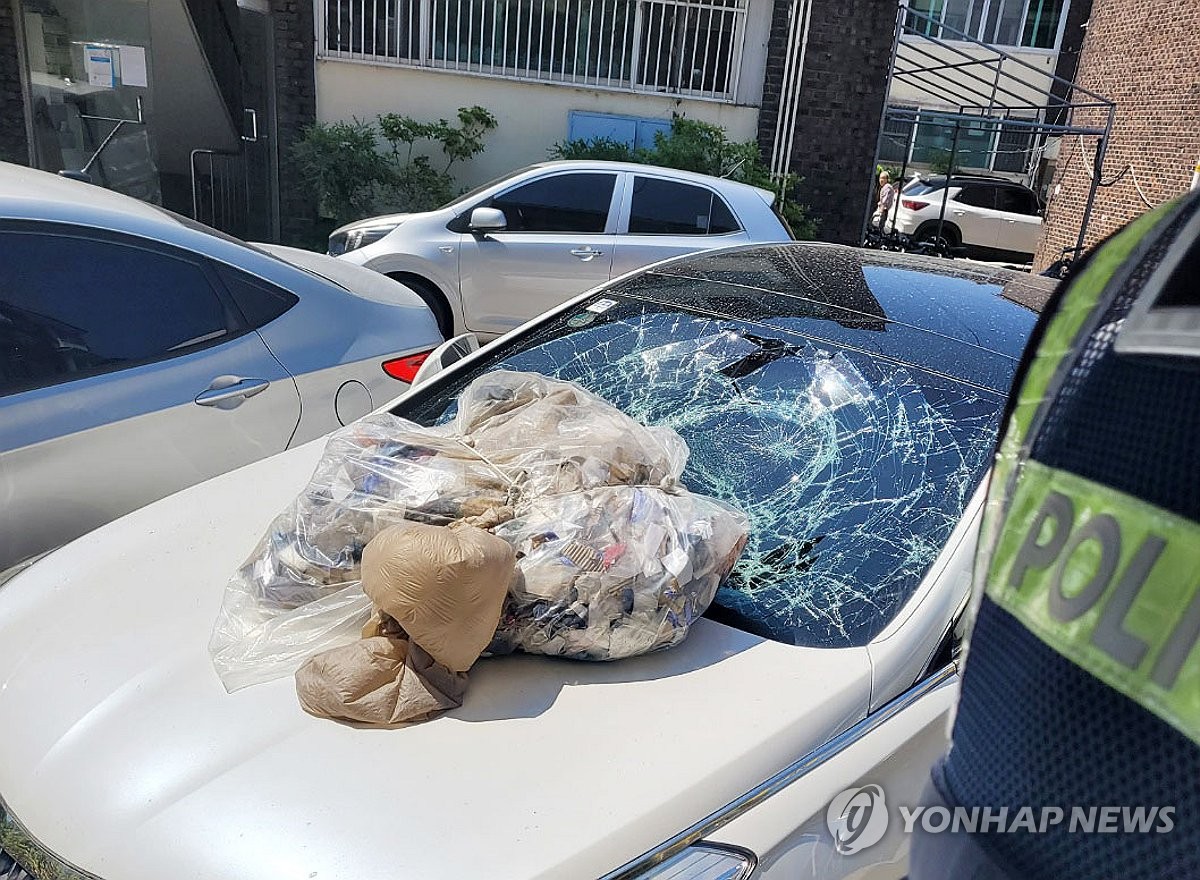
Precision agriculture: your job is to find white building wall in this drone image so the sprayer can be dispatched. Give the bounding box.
[312,0,771,189]
[317,61,761,188]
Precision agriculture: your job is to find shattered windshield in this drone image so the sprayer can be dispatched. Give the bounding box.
[402,261,1036,648]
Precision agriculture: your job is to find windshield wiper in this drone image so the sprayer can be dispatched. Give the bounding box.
[718,331,803,380]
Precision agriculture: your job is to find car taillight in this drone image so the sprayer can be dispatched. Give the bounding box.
[382,350,433,382]
[902,199,929,210]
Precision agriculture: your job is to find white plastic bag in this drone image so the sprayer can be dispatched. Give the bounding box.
[209,371,745,691]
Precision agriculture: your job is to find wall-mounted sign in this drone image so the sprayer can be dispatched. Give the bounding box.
[117,44,147,87]
[84,44,115,87]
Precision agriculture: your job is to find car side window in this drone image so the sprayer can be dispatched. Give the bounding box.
[0,229,233,398]
[216,265,300,329]
[629,177,741,235]
[996,187,1039,216]
[488,173,616,233]
[954,185,997,209]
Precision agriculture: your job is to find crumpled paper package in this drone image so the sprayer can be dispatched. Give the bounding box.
[209,370,749,697]
[361,521,515,673]
[296,636,467,726]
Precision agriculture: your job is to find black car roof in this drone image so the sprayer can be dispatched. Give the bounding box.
[915,173,1036,191]
[607,242,1055,396]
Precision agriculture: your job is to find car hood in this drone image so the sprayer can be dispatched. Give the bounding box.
[0,442,872,880]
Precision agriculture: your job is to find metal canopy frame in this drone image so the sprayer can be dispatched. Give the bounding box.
[865,2,1116,262]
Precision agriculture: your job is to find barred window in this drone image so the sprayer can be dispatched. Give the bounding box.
[321,0,749,101]
[904,0,1068,50]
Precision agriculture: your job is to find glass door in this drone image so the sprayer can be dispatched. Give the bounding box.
[19,0,160,202]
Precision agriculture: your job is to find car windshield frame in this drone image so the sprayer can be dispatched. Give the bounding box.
[440,163,546,214]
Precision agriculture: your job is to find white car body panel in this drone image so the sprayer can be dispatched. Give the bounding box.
[947,194,998,250]
[459,229,615,334]
[1000,210,1042,254]
[0,442,873,880]
[706,673,958,880]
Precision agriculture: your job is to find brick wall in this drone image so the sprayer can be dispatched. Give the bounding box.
[1035,0,1200,269]
[758,0,896,245]
[0,0,29,165]
[271,0,319,247]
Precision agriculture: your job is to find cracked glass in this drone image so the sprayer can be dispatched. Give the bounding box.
[402,247,1045,647]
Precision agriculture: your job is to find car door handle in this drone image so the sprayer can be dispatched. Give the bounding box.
[570,247,605,261]
[952,210,967,216]
[195,377,270,407]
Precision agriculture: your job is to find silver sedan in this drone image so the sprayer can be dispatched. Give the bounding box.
[331,160,794,338]
[0,163,442,571]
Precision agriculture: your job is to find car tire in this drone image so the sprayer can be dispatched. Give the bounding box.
[912,222,961,257]
[387,273,454,338]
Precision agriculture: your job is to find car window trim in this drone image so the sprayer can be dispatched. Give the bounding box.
[210,262,302,332]
[463,169,621,236]
[0,222,252,400]
[622,173,744,236]
[996,186,1039,216]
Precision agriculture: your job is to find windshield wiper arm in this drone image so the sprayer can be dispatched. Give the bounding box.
[718,332,803,380]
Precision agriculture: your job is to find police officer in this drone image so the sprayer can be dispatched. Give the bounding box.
[909,190,1200,879]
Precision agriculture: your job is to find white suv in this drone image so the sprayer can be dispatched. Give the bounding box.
[885,175,1043,261]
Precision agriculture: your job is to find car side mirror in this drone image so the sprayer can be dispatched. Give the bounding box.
[412,332,481,387]
[468,207,507,234]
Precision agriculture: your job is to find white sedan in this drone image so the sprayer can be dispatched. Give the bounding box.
[0,164,442,572]
[330,160,793,338]
[0,243,1053,880]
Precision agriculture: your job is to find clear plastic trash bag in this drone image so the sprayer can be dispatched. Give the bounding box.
[490,486,749,660]
[209,370,746,691]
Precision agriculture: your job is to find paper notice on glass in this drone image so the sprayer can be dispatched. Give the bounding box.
[85,45,115,88]
[118,45,148,87]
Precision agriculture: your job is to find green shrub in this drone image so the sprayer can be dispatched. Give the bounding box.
[549,136,638,162]
[293,106,498,226]
[549,116,818,240]
[928,149,960,176]
[291,119,390,226]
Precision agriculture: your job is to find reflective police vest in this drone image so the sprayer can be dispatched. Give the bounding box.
[910,191,1200,880]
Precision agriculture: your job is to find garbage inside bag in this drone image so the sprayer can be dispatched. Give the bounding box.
[491,486,749,660]
[209,370,749,695]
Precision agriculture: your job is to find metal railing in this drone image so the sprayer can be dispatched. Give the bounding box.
[318,0,748,102]
[192,149,249,239]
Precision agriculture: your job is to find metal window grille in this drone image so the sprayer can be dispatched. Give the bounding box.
[878,110,915,163]
[992,117,1036,172]
[903,0,1068,50]
[319,0,748,102]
